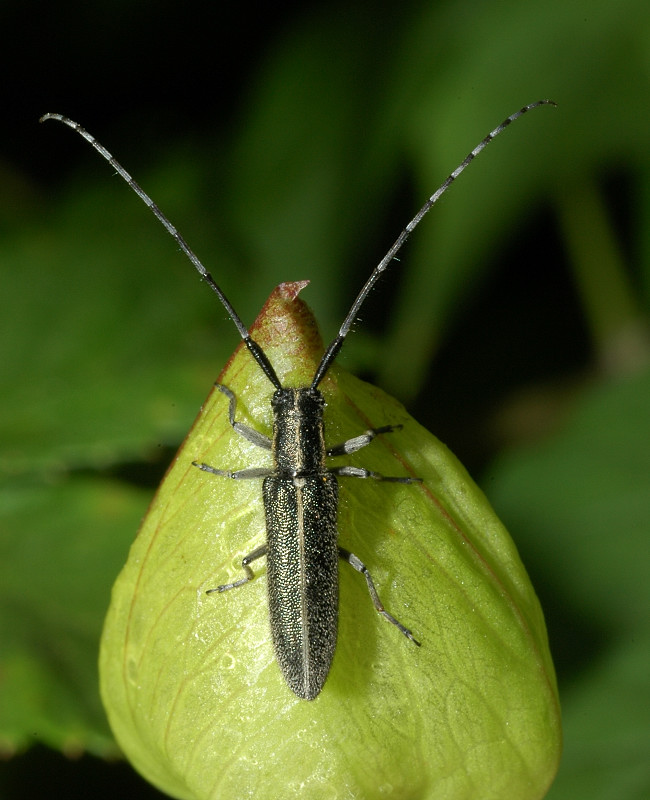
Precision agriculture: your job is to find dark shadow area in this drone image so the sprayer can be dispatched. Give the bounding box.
[0,746,167,800]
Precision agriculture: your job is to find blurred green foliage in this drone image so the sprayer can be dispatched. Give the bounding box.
[1,0,649,797]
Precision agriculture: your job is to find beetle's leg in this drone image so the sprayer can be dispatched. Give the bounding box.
[328,424,421,483]
[338,546,421,646]
[327,425,401,457]
[216,383,271,450]
[206,544,268,593]
[330,464,422,484]
[193,384,272,477]
[193,463,273,480]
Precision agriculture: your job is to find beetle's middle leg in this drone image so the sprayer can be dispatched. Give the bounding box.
[328,425,422,484]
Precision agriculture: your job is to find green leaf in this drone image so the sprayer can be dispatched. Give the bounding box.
[490,369,650,629]
[0,182,229,477]
[545,635,650,800]
[0,475,148,756]
[100,286,560,800]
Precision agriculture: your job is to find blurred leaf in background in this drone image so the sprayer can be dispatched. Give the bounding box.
[1,0,649,797]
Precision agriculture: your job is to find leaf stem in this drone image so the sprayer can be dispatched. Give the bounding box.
[557,177,650,375]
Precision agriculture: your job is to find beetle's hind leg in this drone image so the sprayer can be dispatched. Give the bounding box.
[207,544,268,593]
[338,546,420,646]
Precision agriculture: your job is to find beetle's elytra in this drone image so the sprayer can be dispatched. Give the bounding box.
[195,378,423,700]
[41,100,555,700]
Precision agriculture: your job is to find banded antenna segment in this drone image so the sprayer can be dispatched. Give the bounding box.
[41,100,556,391]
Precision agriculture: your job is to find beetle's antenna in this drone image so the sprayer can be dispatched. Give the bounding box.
[310,99,556,390]
[39,113,283,391]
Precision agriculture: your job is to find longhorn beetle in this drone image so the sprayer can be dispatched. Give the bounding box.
[41,100,555,700]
